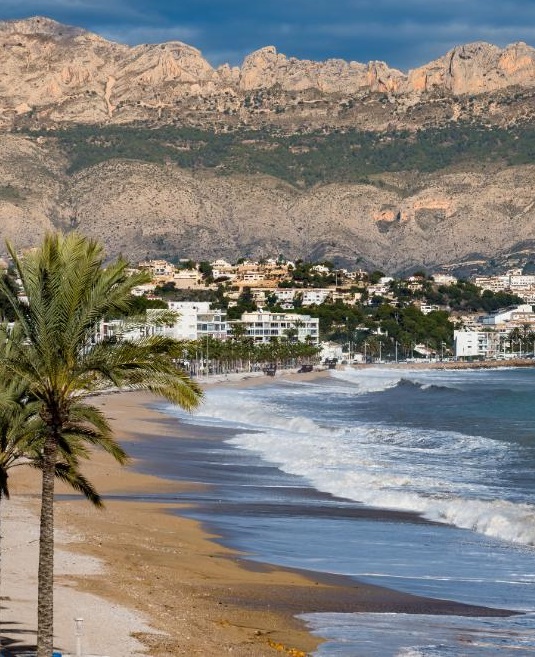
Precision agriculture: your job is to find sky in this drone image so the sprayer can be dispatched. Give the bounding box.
[2,0,535,71]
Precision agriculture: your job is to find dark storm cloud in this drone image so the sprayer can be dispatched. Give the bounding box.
[3,0,535,70]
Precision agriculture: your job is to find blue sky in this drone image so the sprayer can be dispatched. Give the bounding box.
[3,0,535,71]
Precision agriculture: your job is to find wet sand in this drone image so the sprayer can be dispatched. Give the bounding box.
[4,378,517,657]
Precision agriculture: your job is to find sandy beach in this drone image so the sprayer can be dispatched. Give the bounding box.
[2,369,519,657]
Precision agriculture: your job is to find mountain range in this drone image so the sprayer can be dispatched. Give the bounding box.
[0,16,534,274]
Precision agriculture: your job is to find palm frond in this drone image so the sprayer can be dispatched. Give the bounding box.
[53,462,103,508]
[28,458,103,508]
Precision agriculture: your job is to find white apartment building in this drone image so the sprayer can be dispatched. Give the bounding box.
[197,308,228,340]
[92,303,228,345]
[148,302,228,341]
[367,276,394,300]
[515,291,535,304]
[302,289,332,306]
[453,328,517,360]
[273,289,296,304]
[238,310,320,344]
[474,270,535,302]
[273,288,332,306]
[509,274,535,289]
[474,276,509,293]
[455,302,535,359]
[454,330,501,359]
[211,259,237,280]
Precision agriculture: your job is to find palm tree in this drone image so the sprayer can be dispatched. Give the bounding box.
[229,322,249,371]
[0,232,203,657]
[292,318,305,342]
[283,326,298,343]
[0,323,104,652]
[508,327,522,357]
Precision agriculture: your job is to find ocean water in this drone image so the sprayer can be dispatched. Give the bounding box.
[129,367,535,656]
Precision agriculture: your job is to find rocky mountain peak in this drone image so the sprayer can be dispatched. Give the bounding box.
[0,20,534,274]
[0,17,533,132]
[0,16,88,39]
[407,40,535,94]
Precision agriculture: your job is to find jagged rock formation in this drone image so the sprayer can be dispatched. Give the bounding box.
[407,41,535,95]
[0,17,534,273]
[238,46,406,94]
[0,17,533,131]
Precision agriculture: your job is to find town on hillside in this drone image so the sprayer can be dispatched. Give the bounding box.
[2,254,535,369]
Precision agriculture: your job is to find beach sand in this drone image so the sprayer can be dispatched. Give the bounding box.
[3,373,517,657]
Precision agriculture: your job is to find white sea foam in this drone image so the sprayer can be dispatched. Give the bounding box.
[331,366,406,393]
[229,425,535,545]
[163,372,535,546]
[302,612,535,657]
[172,382,535,547]
[330,365,474,393]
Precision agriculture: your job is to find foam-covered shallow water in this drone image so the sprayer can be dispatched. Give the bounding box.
[300,612,535,656]
[135,366,535,655]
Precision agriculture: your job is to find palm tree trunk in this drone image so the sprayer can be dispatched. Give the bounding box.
[37,435,57,657]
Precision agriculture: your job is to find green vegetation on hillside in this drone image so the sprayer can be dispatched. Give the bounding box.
[31,121,535,187]
[0,184,23,202]
[389,278,524,312]
[424,281,523,312]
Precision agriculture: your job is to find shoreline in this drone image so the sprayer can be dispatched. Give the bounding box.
[367,357,535,370]
[5,372,521,657]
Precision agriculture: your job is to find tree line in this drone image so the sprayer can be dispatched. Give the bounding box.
[176,331,319,376]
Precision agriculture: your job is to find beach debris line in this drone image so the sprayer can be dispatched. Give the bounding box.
[267,638,308,656]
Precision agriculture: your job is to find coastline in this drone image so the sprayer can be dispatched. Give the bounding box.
[5,371,520,657]
[371,357,535,370]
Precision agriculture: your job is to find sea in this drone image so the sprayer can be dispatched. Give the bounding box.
[126,366,535,656]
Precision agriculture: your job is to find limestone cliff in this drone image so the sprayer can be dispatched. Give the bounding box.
[407,41,535,95]
[0,133,534,274]
[0,17,533,131]
[0,18,534,273]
